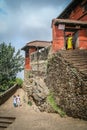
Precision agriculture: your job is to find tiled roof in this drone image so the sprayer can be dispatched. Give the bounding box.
[21,40,52,50]
[57,0,82,19]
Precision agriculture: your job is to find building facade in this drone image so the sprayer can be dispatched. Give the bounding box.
[52,0,87,52]
[21,40,51,70]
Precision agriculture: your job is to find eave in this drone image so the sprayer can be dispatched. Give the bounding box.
[52,18,87,28]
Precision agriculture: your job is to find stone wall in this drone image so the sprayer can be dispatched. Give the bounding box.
[30,46,51,78]
[45,52,87,120]
[30,47,50,62]
[0,84,18,105]
[23,46,53,112]
[24,46,87,120]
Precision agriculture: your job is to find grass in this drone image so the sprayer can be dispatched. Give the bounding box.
[47,93,66,117]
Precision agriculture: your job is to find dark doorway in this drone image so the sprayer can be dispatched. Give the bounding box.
[73,31,79,49]
[64,30,79,50]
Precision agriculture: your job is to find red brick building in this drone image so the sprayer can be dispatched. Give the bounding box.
[21,40,51,70]
[52,0,87,52]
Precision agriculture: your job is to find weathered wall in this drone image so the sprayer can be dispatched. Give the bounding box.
[30,47,50,77]
[45,52,87,120]
[69,4,83,20]
[25,49,31,70]
[23,46,53,112]
[52,25,65,52]
[23,47,50,84]
[24,46,87,120]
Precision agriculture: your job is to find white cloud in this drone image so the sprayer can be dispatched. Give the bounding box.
[0,0,72,44]
[0,0,72,78]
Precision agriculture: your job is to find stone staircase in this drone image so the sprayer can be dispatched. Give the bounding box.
[0,116,16,130]
[59,49,87,74]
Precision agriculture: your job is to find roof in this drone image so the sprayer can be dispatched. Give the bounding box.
[57,0,83,19]
[21,40,51,50]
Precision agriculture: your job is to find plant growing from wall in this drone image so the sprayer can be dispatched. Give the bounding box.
[28,100,32,106]
[47,93,66,117]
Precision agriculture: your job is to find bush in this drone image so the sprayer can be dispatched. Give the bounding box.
[16,78,23,87]
[28,101,32,106]
[8,80,15,87]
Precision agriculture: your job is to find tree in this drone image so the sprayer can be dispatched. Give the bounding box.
[0,42,24,88]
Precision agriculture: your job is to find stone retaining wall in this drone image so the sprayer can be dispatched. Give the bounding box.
[0,84,18,105]
[45,52,87,120]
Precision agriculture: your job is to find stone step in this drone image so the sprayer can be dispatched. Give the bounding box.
[0,116,16,120]
[74,64,87,67]
[61,49,87,54]
[0,124,8,128]
[62,53,87,57]
[79,68,87,71]
[66,59,87,63]
[63,53,87,59]
[73,63,87,66]
[0,120,13,124]
[0,116,15,129]
[60,50,87,75]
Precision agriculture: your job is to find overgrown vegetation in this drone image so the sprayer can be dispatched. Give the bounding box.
[47,93,66,117]
[0,78,23,95]
[0,42,24,92]
[16,78,23,87]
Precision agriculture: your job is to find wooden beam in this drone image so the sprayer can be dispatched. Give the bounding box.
[53,18,87,28]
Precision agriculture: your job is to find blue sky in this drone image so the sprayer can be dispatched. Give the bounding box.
[0,0,72,78]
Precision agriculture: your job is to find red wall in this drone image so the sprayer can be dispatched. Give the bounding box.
[52,2,87,52]
[52,25,64,52]
[29,48,36,54]
[25,57,31,70]
[79,29,87,49]
[25,48,36,70]
[68,3,87,50]
[69,4,87,49]
[69,5,83,20]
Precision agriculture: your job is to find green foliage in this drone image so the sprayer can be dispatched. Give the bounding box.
[47,93,66,117]
[0,85,8,91]
[0,42,24,88]
[8,80,15,87]
[16,78,23,87]
[28,101,32,106]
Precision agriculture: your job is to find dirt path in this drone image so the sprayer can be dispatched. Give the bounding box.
[0,88,87,130]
